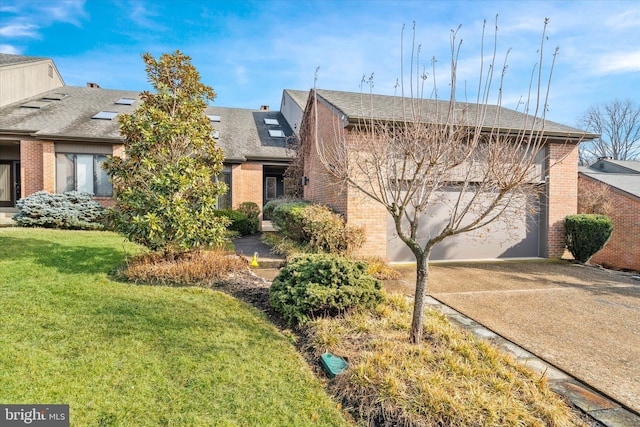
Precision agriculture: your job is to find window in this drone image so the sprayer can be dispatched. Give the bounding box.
[115,98,135,105]
[21,100,51,109]
[42,93,68,101]
[268,129,285,138]
[264,118,279,125]
[92,111,118,120]
[216,171,232,209]
[56,154,112,196]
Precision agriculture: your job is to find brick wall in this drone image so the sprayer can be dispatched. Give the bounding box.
[546,142,579,258]
[232,163,263,211]
[578,176,640,272]
[301,97,388,258]
[20,140,44,197]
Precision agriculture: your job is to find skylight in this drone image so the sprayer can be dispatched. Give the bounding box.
[92,111,118,120]
[21,100,51,109]
[115,98,135,105]
[42,93,68,101]
[268,129,285,138]
[207,115,221,122]
[264,118,279,125]
[212,130,220,139]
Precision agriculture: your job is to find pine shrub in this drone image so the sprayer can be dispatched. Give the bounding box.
[565,214,614,263]
[269,254,384,325]
[13,191,106,230]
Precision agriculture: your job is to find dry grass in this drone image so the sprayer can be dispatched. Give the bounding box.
[359,257,402,280]
[117,249,248,286]
[303,293,589,427]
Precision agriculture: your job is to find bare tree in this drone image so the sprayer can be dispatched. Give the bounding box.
[308,19,570,344]
[578,99,640,164]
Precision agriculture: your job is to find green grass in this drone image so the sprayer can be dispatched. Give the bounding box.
[0,228,347,426]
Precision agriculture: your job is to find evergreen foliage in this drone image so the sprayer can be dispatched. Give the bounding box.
[269,254,384,325]
[13,191,105,230]
[565,214,614,263]
[104,51,228,254]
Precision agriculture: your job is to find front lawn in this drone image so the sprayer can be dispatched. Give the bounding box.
[0,228,347,426]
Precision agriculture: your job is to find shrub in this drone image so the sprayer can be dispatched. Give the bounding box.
[269,254,384,325]
[565,214,614,263]
[299,204,365,254]
[263,197,305,219]
[13,191,106,230]
[272,201,311,241]
[213,209,256,235]
[237,201,260,219]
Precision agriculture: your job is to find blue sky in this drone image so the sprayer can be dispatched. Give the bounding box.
[1,0,639,126]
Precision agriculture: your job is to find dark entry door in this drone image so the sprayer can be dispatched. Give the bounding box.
[263,167,286,220]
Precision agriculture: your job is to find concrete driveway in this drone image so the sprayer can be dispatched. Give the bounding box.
[386,260,640,415]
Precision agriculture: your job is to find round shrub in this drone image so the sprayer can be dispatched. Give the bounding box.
[263,197,305,219]
[299,204,365,254]
[269,254,384,325]
[213,209,255,235]
[13,191,106,230]
[272,201,311,241]
[565,214,614,263]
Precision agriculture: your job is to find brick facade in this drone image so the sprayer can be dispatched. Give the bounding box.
[546,142,579,258]
[19,139,55,200]
[231,163,263,211]
[302,98,581,261]
[578,176,640,272]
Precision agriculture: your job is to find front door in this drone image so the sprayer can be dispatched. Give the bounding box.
[263,167,286,220]
[0,161,16,207]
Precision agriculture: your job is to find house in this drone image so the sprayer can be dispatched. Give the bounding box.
[578,159,640,271]
[0,53,296,226]
[296,89,597,262]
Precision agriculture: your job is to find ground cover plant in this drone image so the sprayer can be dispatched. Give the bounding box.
[303,293,589,426]
[0,228,347,426]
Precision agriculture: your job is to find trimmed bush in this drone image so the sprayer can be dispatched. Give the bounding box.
[213,209,256,235]
[565,214,614,263]
[299,204,365,254]
[263,197,305,219]
[269,254,384,325]
[237,201,260,219]
[13,191,106,230]
[272,201,311,241]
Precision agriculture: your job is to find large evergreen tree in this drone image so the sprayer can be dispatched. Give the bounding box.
[105,51,228,254]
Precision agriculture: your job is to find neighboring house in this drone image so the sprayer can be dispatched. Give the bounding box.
[0,53,295,225]
[578,159,640,271]
[297,89,597,262]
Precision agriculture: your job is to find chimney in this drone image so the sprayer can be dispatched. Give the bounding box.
[260,105,269,111]
[86,82,101,89]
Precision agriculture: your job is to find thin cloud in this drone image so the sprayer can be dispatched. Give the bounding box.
[595,50,640,74]
[0,23,38,38]
[0,44,21,54]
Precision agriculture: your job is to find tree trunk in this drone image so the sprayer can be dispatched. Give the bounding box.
[410,252,430,344]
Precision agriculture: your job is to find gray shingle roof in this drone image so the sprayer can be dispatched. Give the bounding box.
[206,106,293,162]
[0,53,49,67]
[283,89,310,109]
[0,86,139,141]
[580,159,640,199]
[313,89,597,139]
[0,85,294,161]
